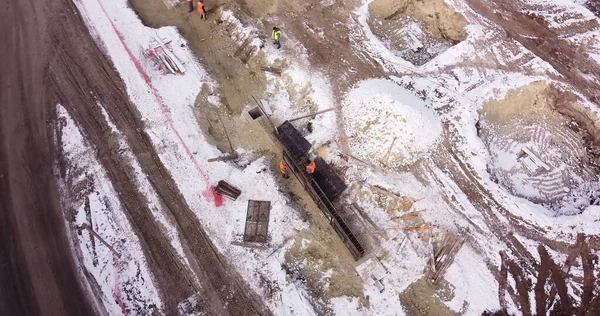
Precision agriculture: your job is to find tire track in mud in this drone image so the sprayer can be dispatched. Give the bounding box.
[49,13,197,314]
[465,0,600,106]
[0,0,97,314]
[427,125,576,283]
[52,0,269,314]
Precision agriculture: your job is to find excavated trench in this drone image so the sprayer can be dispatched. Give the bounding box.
[367,0,467,66]
[477,81,600,214]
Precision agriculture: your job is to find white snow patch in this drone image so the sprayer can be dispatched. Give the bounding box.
[342,78,442,166]
[58,104,162,314]
[444,246,501,315]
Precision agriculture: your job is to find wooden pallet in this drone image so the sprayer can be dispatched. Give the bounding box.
[243,200,271,243]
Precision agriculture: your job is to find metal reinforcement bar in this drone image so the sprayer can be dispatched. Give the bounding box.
[282,149,365,260]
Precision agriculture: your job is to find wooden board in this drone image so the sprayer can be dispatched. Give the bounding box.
[243,200,271,243]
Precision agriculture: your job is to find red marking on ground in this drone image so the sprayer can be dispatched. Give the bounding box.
[112,255,128,316]
[202,186,224,207]
[95,0,211,190]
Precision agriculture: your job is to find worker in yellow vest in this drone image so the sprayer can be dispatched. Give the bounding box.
[272,27,281,49]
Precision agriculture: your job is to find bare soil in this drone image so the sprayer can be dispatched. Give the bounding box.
[464,0,600,107]
[399,277,459,316]
[0,0,97,314]
[368,0,468,65]
[498,235,600,315]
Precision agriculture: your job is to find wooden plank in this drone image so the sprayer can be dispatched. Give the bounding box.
[207,154,239,162]
[288,108,336,122]
[522,147,551,171]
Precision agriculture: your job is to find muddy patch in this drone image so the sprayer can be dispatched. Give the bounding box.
[368,0,467,65]
[284,228,365,314]
[399,277,459,316]
[477,81,600,214]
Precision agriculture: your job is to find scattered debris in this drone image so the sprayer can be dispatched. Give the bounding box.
[214,180,242,200]
[177,293,209,315]
[261,66,282,75]
[430,232,464,283]
[207,153,239,162]
[288,108,336,123]
[143,37,185,74]
[518,146,551,174]
[77,223,121,258]
[231,240,269,249]
[243,200,271,243]
[356,255,387,292]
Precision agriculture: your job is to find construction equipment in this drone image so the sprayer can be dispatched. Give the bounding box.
[279,122,364,259]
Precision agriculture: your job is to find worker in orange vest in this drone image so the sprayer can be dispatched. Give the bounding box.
[197,0,206,19]
[306,160,316,174]
[279,161,290,179]
[187,0,193,13]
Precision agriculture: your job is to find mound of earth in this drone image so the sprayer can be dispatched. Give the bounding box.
[368,0,467,65]
[342,79,442,167]
[478,81,600,214]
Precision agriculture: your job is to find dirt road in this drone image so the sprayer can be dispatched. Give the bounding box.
[0,0,96,314]
[2,0,270,314]
[465,0,600,106]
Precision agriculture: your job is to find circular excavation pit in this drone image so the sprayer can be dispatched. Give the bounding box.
[342,78,442,168]
[367,0,467,66]
[478,81,600,214]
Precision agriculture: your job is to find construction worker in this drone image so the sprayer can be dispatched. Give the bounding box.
[198,0,206,19]
[306,160,316,174]
[272,27,281,49]
[279,161,290,179]
[187,0,193,13]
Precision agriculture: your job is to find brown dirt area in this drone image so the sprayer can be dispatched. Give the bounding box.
[0,0,97,314]
[399,277,459,316]
[369,0,467,42]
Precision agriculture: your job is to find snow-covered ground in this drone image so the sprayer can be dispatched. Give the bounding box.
[65,0,600,314]
[70,0,322,314]
[57,104,162,314]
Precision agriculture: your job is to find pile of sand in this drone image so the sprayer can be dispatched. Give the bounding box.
[342,79,442,167]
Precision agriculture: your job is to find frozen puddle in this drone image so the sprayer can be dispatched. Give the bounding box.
[342,78,442,167]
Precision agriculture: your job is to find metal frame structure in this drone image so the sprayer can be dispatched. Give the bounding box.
[282,148,365,260]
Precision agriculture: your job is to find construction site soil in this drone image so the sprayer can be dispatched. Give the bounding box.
[3,0,600,314]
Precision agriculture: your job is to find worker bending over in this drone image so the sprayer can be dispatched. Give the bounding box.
[306,160,316,174]
[272,27,282,49]
[279,161,290,179]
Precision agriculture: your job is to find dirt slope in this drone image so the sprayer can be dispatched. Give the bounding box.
[0,0,96,314]
[465,0,600,107]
